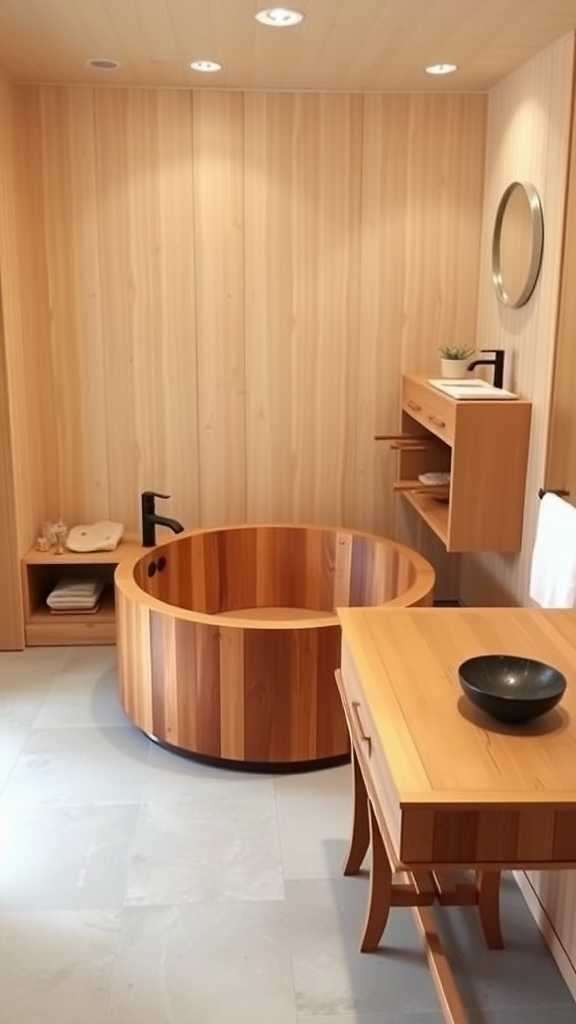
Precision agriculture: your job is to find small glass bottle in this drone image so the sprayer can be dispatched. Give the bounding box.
[52,520,69,555]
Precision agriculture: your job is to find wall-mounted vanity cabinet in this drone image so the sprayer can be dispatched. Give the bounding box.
[390,376,532,552]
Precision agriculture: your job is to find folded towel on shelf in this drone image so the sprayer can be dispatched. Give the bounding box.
[46,578,104,611]
[48,598,100,614]
[48,578,103,597]
[418,472,451,486]
[529,494,576,608]
[48,597,101,609]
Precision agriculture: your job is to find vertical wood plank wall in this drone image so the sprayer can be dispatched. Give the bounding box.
[0,71,52,647]
[0,283,22,647]
[0,78,57,549]
[460,34,575,607]
[0,71,22,648]
[1,88,485,571]
[544,62,576,508]
[0,295,22,647]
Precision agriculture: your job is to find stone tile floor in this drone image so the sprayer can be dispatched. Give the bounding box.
[0,645,575,1024]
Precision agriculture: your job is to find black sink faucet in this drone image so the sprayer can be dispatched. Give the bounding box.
[467,348,505,389]
[141,491,185,547]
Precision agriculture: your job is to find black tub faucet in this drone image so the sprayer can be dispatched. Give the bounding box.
[141,491,185,547]
[467,348,505,389]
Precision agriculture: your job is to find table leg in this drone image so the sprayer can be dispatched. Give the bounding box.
[343,747,370,876]
[476,870,504,949]
[360,800,393,952]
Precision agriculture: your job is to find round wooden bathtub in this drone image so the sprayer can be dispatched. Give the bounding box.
[115,525,435,769]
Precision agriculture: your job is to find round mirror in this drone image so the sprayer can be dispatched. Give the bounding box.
[491,181,544,307]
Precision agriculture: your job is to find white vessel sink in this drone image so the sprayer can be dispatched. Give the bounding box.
[427,379,517,400]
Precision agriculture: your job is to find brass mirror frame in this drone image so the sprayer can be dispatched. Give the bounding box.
[491,181,544,308]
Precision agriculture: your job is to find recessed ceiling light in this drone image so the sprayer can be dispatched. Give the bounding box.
[255,8,304,27]
[86,58,120,70]
[425,63,458,76]
[190,60,222,73]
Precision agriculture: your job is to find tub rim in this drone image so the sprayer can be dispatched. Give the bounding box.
[114,522,435,630]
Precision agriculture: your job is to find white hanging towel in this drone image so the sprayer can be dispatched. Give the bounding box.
[529,493,576,608]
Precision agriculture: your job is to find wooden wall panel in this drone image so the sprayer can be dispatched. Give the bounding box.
[358,95,485,594]
[5,86,485,602]
[39,87,106,522]
[460,34,575,608]
[0,71,22,648]
[0,71,54,646]
[544,60,576,508]
[0,275,22,648]
[107,89,199,529]
[193,92,246,525]
[36,87,201,529]
[41,88,202,529]
[91,90,138,523]
[0,80,55,552]
[244,92,364,525]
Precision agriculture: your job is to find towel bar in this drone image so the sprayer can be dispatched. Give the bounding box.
[538,487,570,499]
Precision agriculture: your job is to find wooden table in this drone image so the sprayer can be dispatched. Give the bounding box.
[336,606,576,1024]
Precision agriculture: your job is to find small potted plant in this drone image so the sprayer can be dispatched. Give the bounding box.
[439,345,475,379]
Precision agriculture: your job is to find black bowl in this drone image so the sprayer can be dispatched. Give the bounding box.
[458,655,567,724]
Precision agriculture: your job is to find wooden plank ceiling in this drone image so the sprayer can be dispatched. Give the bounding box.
[0,0,575,91]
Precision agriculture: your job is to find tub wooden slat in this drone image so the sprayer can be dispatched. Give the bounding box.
[315,624,347,757]
[150,612,169,740]
[184,621,221,755]
[219,627,245,759]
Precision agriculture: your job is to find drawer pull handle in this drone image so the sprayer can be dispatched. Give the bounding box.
[406,399,421,412]
[374,433,430,442]
[351,700,372,758]
[428,414,446,428]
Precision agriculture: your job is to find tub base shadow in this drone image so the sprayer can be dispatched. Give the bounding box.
[146,731,351,774]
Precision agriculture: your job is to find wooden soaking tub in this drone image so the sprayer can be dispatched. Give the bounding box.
[115,524,435,769]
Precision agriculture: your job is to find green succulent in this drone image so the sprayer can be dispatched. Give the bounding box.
[439,345,475,360]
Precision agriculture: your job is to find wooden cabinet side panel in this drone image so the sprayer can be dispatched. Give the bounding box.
[449,403,531,552]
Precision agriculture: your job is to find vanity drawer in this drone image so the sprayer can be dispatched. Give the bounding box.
[402,378,455,444]
[336,643,403,860]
